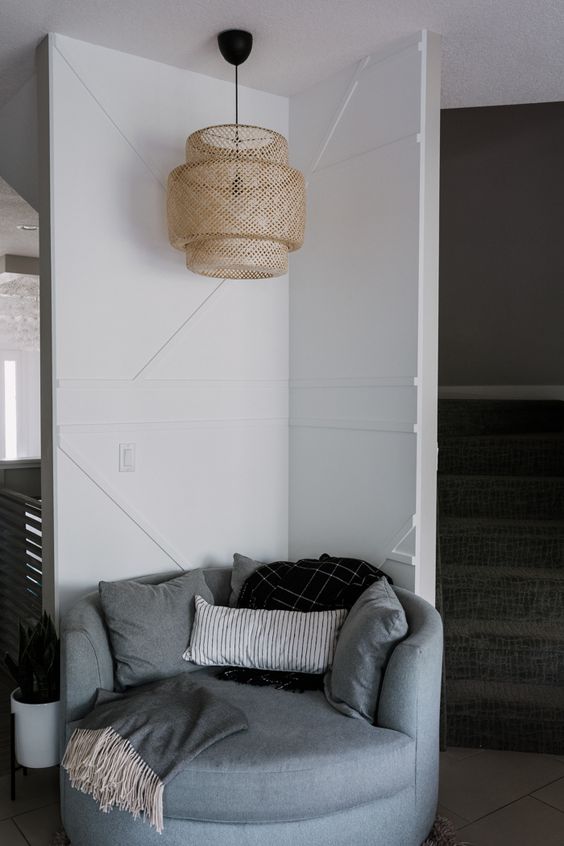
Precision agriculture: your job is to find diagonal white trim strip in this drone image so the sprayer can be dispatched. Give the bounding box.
[133,279,225,381]
[54,40,229,383]
[54,42,166,190]
[58,437,187,570]
[311,131,419,178]
[306,56,370,179]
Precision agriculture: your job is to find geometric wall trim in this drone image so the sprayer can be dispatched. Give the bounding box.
[289,31,440,602]
[290,418,415,433]
[133,280,225,380]
[49,35,291,611]
[59,437,188,570]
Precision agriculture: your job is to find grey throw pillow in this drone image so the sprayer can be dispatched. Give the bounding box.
[99,570,214,689]
[228,553,264,607]
[324,579,408,722]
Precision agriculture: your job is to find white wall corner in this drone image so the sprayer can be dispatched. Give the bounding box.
[414,30,441,605]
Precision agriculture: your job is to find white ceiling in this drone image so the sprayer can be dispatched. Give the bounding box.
[2,0,564,112]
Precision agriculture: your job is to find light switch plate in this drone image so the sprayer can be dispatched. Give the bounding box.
[119,442,135,472]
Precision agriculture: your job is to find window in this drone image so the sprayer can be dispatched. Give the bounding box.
[4,359,17,460]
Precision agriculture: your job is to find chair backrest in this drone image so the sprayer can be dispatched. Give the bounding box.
[65,567,432,645]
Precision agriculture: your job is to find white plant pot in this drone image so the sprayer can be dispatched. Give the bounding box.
[10,689,61,768]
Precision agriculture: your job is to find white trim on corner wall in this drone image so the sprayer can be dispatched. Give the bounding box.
[439,385,564,401]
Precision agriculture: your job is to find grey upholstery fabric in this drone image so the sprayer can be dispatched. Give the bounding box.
[63,780,417,846]
[67,675,248,800]
[99,570,213,689]
[228,552,262,607]
[61,568,443,846]
[161,667,414,821]
[186,597,346,673]
[378,587,444,843]
[324,578,408,721]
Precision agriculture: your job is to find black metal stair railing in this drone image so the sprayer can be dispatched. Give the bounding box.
[0,489,42,661]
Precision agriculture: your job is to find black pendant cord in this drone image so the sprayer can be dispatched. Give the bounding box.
[218,30,251,125]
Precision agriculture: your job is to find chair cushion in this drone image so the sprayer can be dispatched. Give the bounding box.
[184,595,347,673]
[99,570,214,689]
[324,580,408,722]
[163,667,415,823]
[228,553,263,607]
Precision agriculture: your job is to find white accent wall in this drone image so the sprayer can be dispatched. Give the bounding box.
[43,35,290,612]
[289,33,440,602]
[42,32,440,612]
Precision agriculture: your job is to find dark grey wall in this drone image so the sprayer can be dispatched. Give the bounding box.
[439,102,564,386]
[0,461,41,498]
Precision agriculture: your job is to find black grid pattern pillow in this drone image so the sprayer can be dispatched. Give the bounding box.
[184,595,347,674]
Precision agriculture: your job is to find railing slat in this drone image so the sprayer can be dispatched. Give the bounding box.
[0,489,42,660]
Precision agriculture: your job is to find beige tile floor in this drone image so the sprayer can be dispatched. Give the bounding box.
[1,749,564,844]
[0,767,60,846]
[439,747,564,845]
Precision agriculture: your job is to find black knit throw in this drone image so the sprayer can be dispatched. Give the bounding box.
[217,554,389,691]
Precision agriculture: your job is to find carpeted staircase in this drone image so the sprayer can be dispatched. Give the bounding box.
[438,399,564,754]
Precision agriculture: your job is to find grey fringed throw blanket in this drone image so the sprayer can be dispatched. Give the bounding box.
[62,675,248,833]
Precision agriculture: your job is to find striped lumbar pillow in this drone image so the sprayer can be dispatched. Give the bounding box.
[184,595,347,674]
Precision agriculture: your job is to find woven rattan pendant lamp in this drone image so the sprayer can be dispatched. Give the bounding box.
[167,29,305,279]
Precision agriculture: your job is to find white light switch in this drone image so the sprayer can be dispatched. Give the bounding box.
[119,443,135,472]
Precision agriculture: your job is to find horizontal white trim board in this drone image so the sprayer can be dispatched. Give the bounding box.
[290,377,416,388]
[290,418,415,433]
[439,385,564,400]
[386,551,415,566]
[57,418,288,435]
[57,379,289,390]
[57,378,418,399]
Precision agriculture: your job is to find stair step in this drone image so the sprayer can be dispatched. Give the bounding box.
[438,474,564,519]
[439,399,564,438]
[444,620,564,686]
[439,517,564,569]
[441,566,564,622]
[445,680,564,753]
[438,433,564,476]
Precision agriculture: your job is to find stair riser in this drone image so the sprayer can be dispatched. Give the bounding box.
[439,441,564,476]
[445,704,564,754]
[440,531,564,569]
[439,478,564,519]
[445,639,563,686]
[439,399,564,754]
[442,578,564,623]
[439,401,564,438]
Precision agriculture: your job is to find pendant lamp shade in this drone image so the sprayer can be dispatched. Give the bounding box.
[167,124,305,278]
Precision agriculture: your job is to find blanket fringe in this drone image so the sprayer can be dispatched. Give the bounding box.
[62,727,164,833]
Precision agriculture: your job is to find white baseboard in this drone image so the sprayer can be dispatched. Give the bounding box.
[439,385,564,401]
